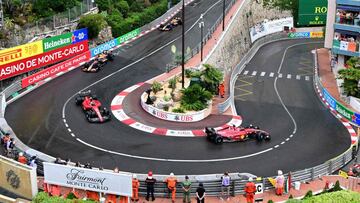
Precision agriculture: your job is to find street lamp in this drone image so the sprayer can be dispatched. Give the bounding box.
[181,0,185,88]
[199,14,204,62]
[222,0,225,31]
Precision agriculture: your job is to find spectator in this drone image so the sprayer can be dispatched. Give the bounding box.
[86,190,99,201]
[165,172,178,203]
[182,175,192,203]
[5,138,15,155]
[1,132,10,146]
[29,156,37,169]
[17,152,27,164]
[275,170,285,196]
[196,183,206,203]
[54,157,64,164]
[114,167,119,173]
[84,162,92,169]
[145,171,156,201]
[75,162,82,167]
[131,174,140,202]
[220,172,231,200]
[65,158,71,165]
[244,177,256,203]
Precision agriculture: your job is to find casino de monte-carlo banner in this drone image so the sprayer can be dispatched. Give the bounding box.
[43,162,132,196]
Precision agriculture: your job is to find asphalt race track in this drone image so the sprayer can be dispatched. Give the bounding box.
[5,1,351,175]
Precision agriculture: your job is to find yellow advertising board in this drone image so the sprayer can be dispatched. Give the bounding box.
[310,31,324,38]
[0,155,38,199]
[0,41,43,66]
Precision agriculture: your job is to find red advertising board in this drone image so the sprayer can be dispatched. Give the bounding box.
[0,41,88,80]
[21,51,91,88]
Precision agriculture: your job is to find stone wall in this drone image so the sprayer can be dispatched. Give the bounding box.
[206,0,291,73]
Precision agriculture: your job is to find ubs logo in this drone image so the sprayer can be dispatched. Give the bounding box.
[0,49,22,63]
[6,170,20,189]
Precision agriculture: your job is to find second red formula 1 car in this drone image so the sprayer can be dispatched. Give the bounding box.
[205,125,271,144]
[75,91,111,123]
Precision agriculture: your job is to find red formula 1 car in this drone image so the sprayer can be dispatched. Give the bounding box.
[75,91,111,123]
[205,125,271,144]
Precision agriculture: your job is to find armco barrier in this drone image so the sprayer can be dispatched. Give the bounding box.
[0,34,357,197]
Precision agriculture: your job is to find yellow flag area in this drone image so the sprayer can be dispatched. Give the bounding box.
[268,177,276,187]
[338,170,348,179]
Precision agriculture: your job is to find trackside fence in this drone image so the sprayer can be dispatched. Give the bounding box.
[0,34,356,196]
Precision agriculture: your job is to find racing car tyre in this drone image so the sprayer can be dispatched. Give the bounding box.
[215,136,223,144]
[86,110,97,118]
[255,132,264,142]
[75,97,83,105]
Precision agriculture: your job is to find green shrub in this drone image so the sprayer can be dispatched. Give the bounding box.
[33,192,95,203]
[66,192,76,199]
[168,77,178,90]
[285,200,302,203]
[78,14,107,39]
[331,180,342,192]
[180,84,212,111]
[172,107,185,113]
[201,64,224,94]
[268,200,274,203]
[151,81,162,94]
[302,190,360,203]
[163,105,169,111]
[289,194,293,199]
[163,95,171,102]
[303,190,313,199]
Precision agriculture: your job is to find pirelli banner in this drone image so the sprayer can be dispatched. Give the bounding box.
[0,41,88,80]
[0,28,88,80]
[0,155,38,199]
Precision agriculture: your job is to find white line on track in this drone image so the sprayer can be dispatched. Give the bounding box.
[251,71,257,76]
[243,70,249,75]
[269,72,274,77]
[75,138,274,162]
[260,72,265,76]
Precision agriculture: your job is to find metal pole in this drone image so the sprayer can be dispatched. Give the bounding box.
[222,0,225,31]
[199,14,204,62]
[0,0,3,28]
[181,0,185,88]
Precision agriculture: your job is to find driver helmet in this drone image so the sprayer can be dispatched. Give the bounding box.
[249,124,254,128]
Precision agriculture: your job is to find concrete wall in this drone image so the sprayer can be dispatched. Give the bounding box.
[325,0,336,48]
[206,0,291,72]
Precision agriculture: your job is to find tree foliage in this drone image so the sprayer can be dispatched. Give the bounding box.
[180,84,212,111]
[263,0,298,22]
[77,14,108,39]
